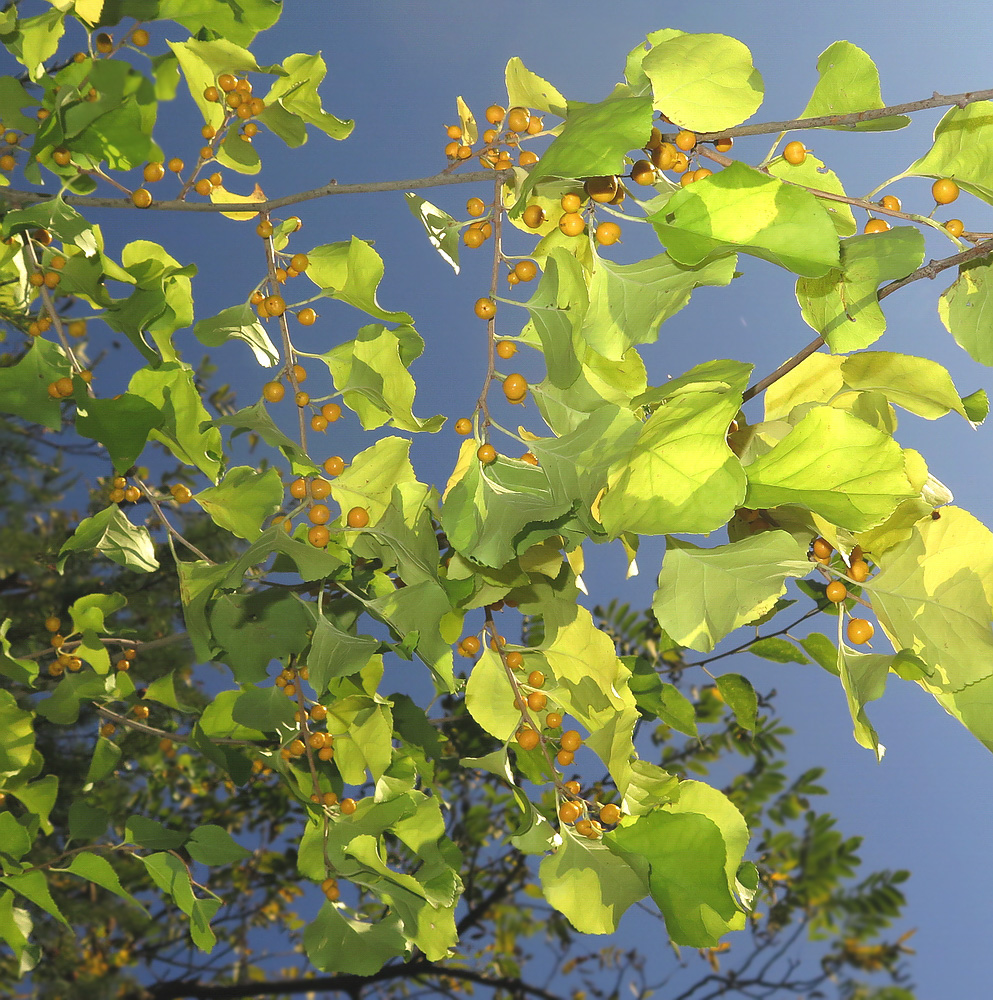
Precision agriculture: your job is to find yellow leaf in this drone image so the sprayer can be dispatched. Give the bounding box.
[74,0,104,25]
[210,183,266,222]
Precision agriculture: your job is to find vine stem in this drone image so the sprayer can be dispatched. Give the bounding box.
[93,705,265,747]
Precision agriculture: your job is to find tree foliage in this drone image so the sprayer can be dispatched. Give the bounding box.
[0,4,989,997]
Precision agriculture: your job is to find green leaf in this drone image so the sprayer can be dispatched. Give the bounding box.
[194,466,282,541]
[649,162,840,277]
[580,250,736,360]
[159,0,281,45]
[308,615,380,698]
[606,781,748,946]
[326,697,393,785]
[837,644,892,760]
[799,41,910,131]
[906,100,993,206]
[306,238,411,324]
[505,56,567,115]
[840,352,972,422]
[186,825,251,865]
[5,8,65,82]
[598,363,751,537]
[801,631,841,675]
[75,393,161,474]
[58,504,158,574]
[0,620,38,685]
[643,32,763,132]
[0,78,37,132]
[199,690,266,740]
[653,532,811,652]
[125,815,186,850]
[743,407,915,531]
[315,324,444,433]
[796,228,925,352]
[129,363,223,481]
[0,870,67,926]
[0,814,32,864]
[748,637,809,664]
[465,648,519,741]
[0,690,35,774]
[231,683,297,733]
[962,388,989,425]
[209,589,311,684]
[35,672,104,725]
[767,152,857,236]
[870,507,993,752]
[86,736,121,783]
[523,247,587,390]
[0,890,35,969]
[194,303,279,366]
[4,774,57,834]
[939,258,993,366]
[303,903,406,975]
[404,194,460,273]
[68,801,110,842]
[68,592,126,636]
[213,401,319,477]
[540,604,637,731]
[539,833,647,934]
[0,337,68,431]
[514,92,653,210]
[715,673,758,730]
[261,51,353,140]
[65,853,145,912]
[140,851,220,952]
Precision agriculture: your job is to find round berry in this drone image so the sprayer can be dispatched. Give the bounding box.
[675,130,697,151]
[558,801,581,824]
[652,143,677,170]
[474,297,496,320]
[505,652,523,669]
[881,195,901,212]
[556,749,573,766]
[477,444,496,464]
[485,105,505,124]
[514,260,538,282]
[517,728,539,751]
[466,197,486,217]
[848,559,870,583]
[599,803,621,825]
[526,691,546,711]
[595,221,621,246]
[347,507,369,528]
[496,340,516,360]
[560,730,582,752]
[263,381,285,402]
[340,798,357,815]
[944,218,965,237]
[503,373,527,402]
[463,228,485,249]
[323,456,345,477]
[455,417,472,435]
[584,175,618,204]
[783,141,806,165]
[630,159,656,185]
[932,178,959,205]
[167,157,184,173]
[289,477,308,499]
[522,204,545,229]
[507,107,530,132]
[714,136,733,153]
[812,537,833,561]
[518,150,538,167]
[264,295,286,317]
[308,525,330,548]
[171,484,192,504]
[558,212,585,237]
[131,188,152,209]
[863,219,890,234]
[546,712,562,729]
[194,178,212,196]
[310,478,331,500]
[321,402,342,423]
[311,414,328,432]
[826,581,848,603]
[846,618,874,645]
[257,219,273,238]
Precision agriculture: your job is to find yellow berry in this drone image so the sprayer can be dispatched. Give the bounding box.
[783,141,806,165]
[932,178,959,205]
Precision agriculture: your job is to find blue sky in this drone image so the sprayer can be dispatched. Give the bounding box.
[8,0,993,994]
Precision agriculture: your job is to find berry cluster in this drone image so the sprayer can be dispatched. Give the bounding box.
[443,103,544,170]
[811,537,876,645]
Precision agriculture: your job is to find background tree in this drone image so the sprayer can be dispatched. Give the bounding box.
[0,4,990,1000]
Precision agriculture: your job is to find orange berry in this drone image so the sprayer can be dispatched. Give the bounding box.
[289,478,308,499]
[527,670,545,688]
[558,801,581,824]
[675,130,697,151]
[466,197,485,217]
[505,652,523,669]
[218,73,236,92]
[131,189,152,209]
[503,373,527,403]
[584,175,619,204]
[520,452,538,466]
[310,478,331,500]
[825,581,848,603]
[485,105,505,124]
[526,691,547,711]
[321,402,342,423]
[881,195,901,212]
[595,221,621,246]
[783,141,806,165]
[167,157,183,173]
[308,525,330,548]
[812,537,833,561]
[455,417,472,435]
[496,340,516,360]
[477,444,496,464]
[932,178,959,205]
[560,193,582,213]
[546,712,562,729]
[256,219,273,238]
[194,178,212,195]
[310,414,328,432]
[714,136,733,153]
[203,87,219,102]
[846,618,874,645]
[294,391,310,407]
[599,803,621,825]
[518,150,539,167]
[630,159,656,185]
[944,219,965,237]
[863,219,890,234]
[521,204,545,229]
[460,635,481,656]
[514,260,538,282]
[263,381,284,403]
[347,507,369,528]
[560,730,582,752]
[309,504,330,525]
[517,728,540,751]
[652,143,677,170]
[474,297,496,320]
[556,749,573,766]
[507,107,530,132]
[558,212,585,237]
[463,228,486,249]
[340,798,357,815]
[323,456,345,477]
[848,559,870,583]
